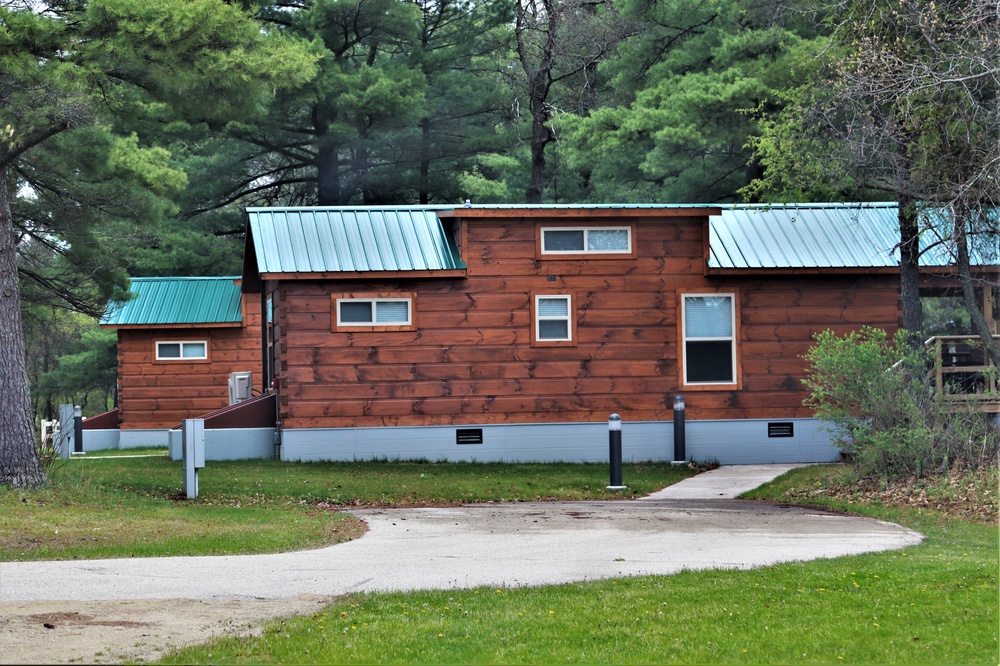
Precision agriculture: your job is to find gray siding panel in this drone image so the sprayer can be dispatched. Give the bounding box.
[80,429,120,452]
[686,419,838,464]
[168,428,276,461]
[279,418,840,465]
[120,429,172,448]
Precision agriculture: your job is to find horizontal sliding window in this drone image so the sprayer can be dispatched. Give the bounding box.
[156,341,207,361]
[337,298,411,326]
[541,227,631,254]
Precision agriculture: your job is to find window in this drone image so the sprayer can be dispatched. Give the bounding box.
[335,296,413,329]
[682,294,737,385]
[541,227,631,254]
[156,341,207,361]
[535,295,572,341]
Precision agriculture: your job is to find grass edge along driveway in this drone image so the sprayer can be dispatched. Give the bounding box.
[1,458,696,561]
[157,464,997,665]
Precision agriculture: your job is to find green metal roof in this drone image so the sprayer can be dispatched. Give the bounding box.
[101,277,243,326]
[246,207,466,275]
[243,203,995,279]
[709,203,998,269]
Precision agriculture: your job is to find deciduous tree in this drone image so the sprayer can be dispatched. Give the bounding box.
[747,0,999,357]
[512,0,634,202]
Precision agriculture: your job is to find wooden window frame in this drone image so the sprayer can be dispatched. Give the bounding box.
[531,293,577,347]
[332,293,416,332]
[678,292,742,389]
[154,340,209,363]
[537,224,635,259]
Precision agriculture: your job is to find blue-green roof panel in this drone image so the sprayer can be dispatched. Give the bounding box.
[247,208,466,274]
[101,277,243,326]
[709,203,997,269]
[709,204,900,269]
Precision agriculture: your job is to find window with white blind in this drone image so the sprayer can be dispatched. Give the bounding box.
[535,295,573,341]
[682,294,737,385]
[540,227,631,254]
[336,298,412,327]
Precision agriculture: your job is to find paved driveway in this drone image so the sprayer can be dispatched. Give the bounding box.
[1,465,923,603]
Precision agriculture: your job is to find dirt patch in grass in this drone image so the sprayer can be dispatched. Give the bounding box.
[0,514,369,663]
[783,466,998,523]
[0,597,336,665]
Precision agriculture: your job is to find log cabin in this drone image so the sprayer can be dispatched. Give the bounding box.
[99,276,263,447]
[238,202,997,464]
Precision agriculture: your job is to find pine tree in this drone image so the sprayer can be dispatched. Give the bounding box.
[0,0,315,488]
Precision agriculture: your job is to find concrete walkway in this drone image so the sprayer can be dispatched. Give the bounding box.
[0,465,922,603]
[643,463,806,500]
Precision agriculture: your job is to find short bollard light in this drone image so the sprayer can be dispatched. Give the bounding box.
[73,405,83,454]
[607,413,626,490]
[673,395,686,463]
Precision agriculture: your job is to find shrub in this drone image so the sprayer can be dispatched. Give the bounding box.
[803,327,998,479]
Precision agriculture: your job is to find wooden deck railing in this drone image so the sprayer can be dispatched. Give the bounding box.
[927,335,1000,413]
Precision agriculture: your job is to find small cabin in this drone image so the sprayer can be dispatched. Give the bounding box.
[100,276,263,447]
[238,202,995,464]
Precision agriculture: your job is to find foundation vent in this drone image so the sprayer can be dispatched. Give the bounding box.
[456,428,484,445]
[767,422,794,438]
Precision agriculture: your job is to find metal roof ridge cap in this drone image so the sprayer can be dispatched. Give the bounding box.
[247,205,457,212]
[127,275,240,281]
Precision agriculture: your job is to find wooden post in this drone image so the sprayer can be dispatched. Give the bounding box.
[984,285,996,335]
[934,338,943,396]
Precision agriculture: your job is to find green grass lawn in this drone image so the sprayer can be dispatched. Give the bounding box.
[156,464,998,665]
[0,458,694,560]
[3,459,995,664]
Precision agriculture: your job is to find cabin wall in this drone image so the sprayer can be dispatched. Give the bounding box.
[116,300,262,430]
[272,214,902,436]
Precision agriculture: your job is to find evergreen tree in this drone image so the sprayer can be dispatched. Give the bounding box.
[561,0,824,203]
[0,0,316,488]
[189,0,514,209]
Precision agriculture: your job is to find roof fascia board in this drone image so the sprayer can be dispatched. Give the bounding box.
[705,266,903,276]
[100,322,244,330]
[706,265,999,277]
[260,268,469,281]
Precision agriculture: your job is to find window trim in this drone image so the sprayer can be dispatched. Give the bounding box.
[679,292,741,389]
[332,293,416,332]
[538,225,634,257]
[155,340,209,362]
[532,293,577,347]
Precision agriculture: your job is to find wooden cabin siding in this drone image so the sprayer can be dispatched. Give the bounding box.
[270,214,902,430]
[116,299,262,430]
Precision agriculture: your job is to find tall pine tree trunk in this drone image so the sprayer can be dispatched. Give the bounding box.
[0,164,47,488]
[316,145,341,205]
[526,72,552,204]
[897,196,923,347]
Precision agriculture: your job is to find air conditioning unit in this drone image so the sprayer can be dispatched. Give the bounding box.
[228,371,253,405]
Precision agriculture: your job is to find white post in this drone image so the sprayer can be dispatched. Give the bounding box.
[57,404,75,458]
[182,419,206,499]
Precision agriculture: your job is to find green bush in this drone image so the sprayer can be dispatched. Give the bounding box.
[803,327,997,479]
